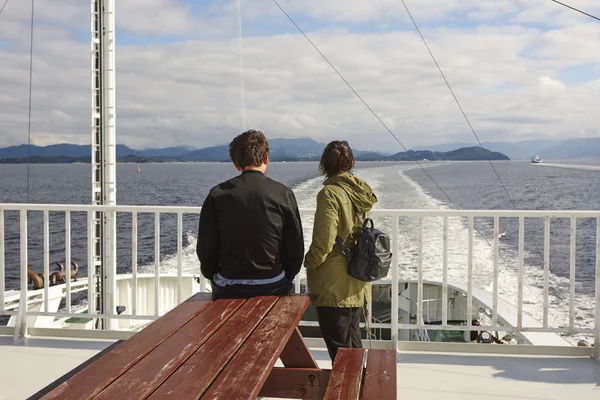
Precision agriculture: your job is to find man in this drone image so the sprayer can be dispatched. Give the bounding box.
[196,130,304,298]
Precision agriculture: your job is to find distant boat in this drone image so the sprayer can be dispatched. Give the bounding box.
[531,155,542,164]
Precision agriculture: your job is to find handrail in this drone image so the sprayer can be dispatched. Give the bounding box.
[0,203,598,359]
[0,203,599,217]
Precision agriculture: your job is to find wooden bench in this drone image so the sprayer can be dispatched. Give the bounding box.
[323,348,397,400]
[33,293,396,399]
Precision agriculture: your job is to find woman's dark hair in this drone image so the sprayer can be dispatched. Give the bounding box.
[229,130,270,169]
[319,140,355,178]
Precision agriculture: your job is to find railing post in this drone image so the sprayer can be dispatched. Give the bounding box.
[391,216,399,350]
[442,216,448,329]
[569,217,576,333]
[106,210,117,330]
[155,212,161,316]
[417,217,423,332]
[87,211,95,322]
[66,211,72,314]
[517,216,524,332]
[197,210,207,293]
[199,276,207,293]
[492,216,499,329]
[467,216,473,337]
[543,216,550,328]
[177,212,183,305]
[14,210,28,341]
[0,210,4,313]
[594,217,600,360]
[43,211,49,313]
[366,213,373,338]
[132,212,138,316]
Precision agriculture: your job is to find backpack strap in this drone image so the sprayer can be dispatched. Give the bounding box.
[330,183,365,259]
[335,236,353,260]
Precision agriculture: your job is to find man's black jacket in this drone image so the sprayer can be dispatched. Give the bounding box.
[196,170,304,282]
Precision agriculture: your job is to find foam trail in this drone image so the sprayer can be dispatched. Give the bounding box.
[532,163,600,171]
[395,164,596,342]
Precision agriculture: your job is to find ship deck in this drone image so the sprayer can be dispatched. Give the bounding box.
[1,335,598,400]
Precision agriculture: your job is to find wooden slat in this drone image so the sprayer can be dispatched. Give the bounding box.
[41,293,213,400]
[360,350,397,400]
[202,295,310,399]
[258,368,330,399]
[148,296,278,399]
[279,327,319,368]
[94,298,244,399]
[323,348,366,400]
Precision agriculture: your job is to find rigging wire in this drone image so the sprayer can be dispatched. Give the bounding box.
[26,0,35,203]
[271,0,482,218]
[550,0,600,22]
[398,0,553,277]
[398,0,520,213]
[236,0,247,131]
[270,0,545,299]
[0,0,9,18]
[270,0,449,196]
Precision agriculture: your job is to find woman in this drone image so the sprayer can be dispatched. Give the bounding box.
[304,140,377,361]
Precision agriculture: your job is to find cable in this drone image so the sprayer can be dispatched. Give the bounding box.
[550,0,600,22]
[399,0,520,213]
[236,0,247,131]
[26,0,35,203]
[270,0,545,301]
[271,1,483,222]
[0,0,9,18]
[398,0,551,278]
[270,0,451,200]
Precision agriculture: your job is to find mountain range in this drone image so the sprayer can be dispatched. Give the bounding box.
[411,137,600,160]
[0,144,194,159]
[0,138,510,163]
[1,135,598,163]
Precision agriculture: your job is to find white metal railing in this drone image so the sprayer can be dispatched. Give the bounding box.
[0,204,598,359]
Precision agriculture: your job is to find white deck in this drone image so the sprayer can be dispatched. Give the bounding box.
[0,336,115,400]
[1,335,598,400]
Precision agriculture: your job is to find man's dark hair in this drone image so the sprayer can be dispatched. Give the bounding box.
[319,140,355,178]
[229,130,270,169]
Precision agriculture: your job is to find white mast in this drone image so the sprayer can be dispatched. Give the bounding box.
[91,0,116,329]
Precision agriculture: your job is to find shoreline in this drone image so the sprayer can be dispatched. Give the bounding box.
[0,159,521,166]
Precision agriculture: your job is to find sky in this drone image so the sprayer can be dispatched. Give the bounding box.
[0,0,599,152]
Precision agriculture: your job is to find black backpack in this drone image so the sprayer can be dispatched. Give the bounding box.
[333,185,393,282]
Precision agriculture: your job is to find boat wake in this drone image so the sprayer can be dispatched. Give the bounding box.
[532,162,600,171]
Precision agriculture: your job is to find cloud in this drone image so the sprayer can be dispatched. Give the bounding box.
[117,0,195,36]
[0,0,599,151]
[538,76,567,91]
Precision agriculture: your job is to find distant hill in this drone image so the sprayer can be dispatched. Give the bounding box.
[180,145,229,162]
[0,155,89,164]
[0,144,140,159]
[138,146,193,158]
[413,137,600,160]
[391,147,509,161]
[0,139,509,163]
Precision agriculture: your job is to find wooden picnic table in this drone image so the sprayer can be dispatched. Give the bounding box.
[34,293,396,400]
